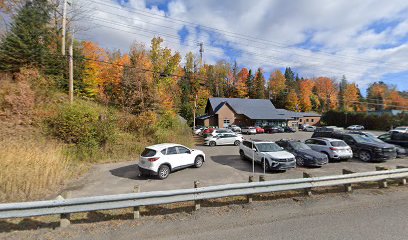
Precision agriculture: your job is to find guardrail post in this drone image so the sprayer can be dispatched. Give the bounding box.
[397,166,408,185]
[376,166,388,188]
[303,172,312,196]
[58,191,71,228]
[194,181,200,210]
[247,176,254,203]
[342,169,355,192]
[259,175,266,182]
[133,185,140,219]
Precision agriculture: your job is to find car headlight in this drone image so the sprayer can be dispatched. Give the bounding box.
[374,147,382,152]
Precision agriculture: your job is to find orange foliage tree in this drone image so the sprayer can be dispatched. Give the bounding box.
[343,83,360,111]
[314,77,338,111]
[235,68,249,98]
[299,79,315,112]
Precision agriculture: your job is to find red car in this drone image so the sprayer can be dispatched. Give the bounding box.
[255,126,265,134]
[201,128,215,136]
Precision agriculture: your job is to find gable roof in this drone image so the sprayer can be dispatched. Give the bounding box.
[209,98,290,120]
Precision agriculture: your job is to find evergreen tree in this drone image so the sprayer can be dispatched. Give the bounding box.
[253,68,266,99]
[0,0,55,72]
[338,75,348,111]
[284,67,296,89]
[246,69,254,98]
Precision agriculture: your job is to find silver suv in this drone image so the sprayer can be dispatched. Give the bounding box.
[239,140,296,171]
[305,138,353,161]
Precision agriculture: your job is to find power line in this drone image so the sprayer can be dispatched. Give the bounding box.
[88,0,408,69]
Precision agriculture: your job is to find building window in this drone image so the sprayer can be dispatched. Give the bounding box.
[311,119,314,122]
[306,119,309,122]
[299,119,302,122]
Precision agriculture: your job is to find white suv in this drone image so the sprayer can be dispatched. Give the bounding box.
[241,126,257,135]
[239,140,296,171]
[205,133,243,146]
[138,143,205,179]
[305,138,353,161]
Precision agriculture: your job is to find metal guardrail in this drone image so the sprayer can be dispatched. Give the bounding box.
[1,168,408,220]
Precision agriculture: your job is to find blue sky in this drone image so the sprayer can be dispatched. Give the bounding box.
[80,0,408,93]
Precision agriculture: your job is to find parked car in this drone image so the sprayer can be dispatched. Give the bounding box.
[298,124,309,130]
[305,138,353,161]
[378,132,408,148]
[264,126,284,133]
[193,126,204,134]
[347,125,365,130]
[201,128,215,136]
[228,125,242,133]
[304,126,316,132]
[350,131,407,158]
[283,126,296,133]
[204,133,243,146]
[312,131,397,162]
[275,140,328,167]
[241,126,257,135]
[390,126,408,133]
[239,140,296,171]
[210,128,234,136]
[255,126,265,134]
[138,144,205,179]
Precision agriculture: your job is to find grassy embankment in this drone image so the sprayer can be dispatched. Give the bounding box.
[0,69,193,202]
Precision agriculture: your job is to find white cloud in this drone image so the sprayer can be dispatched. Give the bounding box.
[76,0,408,90]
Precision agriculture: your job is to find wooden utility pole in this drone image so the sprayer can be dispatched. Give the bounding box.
[61,0,67,55]
[68,28,74,104]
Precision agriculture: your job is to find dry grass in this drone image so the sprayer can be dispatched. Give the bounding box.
[0,140,75,203]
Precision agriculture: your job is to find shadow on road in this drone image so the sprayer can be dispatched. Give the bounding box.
[109,164,143,180]
[211,155,281,174]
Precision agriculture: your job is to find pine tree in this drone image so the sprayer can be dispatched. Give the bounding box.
[253,68,266,99]
[284,67,296,89]
[0,0,55,72]
[246,69,254,98]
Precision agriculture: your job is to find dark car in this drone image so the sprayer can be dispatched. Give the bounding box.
[312,131,397,162]
[276,140,328,167]
[378,132,408,148]
[283,126,296,133]
[264,126,284,133]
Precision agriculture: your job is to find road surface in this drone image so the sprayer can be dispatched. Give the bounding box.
[2,187,408,240]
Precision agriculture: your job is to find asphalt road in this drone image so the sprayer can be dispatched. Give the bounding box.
[3,188,408,240]
[63,130,408,198]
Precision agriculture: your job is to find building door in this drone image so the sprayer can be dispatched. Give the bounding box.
[223,119,230,128]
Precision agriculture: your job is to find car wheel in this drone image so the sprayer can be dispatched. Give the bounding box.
[234,140,241,146]
[158,165,170,179]
[240,150,246,160]
[322,152,331,162]
[194,156,204,168]
[209,141,216,147]
[359,151,372,162]
[296,156,304,166]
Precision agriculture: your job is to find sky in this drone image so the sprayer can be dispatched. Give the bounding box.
[76,0,408,93]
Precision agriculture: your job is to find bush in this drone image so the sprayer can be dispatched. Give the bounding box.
[46,101,116,160]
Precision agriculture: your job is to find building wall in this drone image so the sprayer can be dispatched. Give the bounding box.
[299,116,321,126]
[216,104,236,127]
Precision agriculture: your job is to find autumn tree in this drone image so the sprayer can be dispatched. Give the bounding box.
[314,77,338,111]
[299,79,315,112]
[150,37,182,112]
[367,82,388,110]
[252,68,266,99]
[269,69,286,107]
[81,41,108,97]
[235,68,249,98]
[120,43,157,115]
[285,89,300,111]
[343,83,360,111]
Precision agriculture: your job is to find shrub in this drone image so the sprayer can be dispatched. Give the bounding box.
[46,101,116,160]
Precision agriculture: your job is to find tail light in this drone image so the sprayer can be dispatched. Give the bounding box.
[148,157,160,162]
[330,147,338,151]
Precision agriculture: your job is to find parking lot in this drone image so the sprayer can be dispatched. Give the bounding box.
[66,130,408,198]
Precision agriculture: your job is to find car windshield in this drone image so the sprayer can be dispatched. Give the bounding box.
[290,142,311,150]
[353,135,378,143]
[255,143,283,152]
[395,127,407,130]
